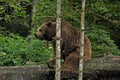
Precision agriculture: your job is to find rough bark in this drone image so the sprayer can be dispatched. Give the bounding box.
[84,55,120,71]
[55,0,61,80]
[79,0,86,80]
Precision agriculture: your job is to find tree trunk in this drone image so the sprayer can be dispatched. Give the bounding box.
[29,0,36,29]
[79,0,86,80]
[55,0,61,80]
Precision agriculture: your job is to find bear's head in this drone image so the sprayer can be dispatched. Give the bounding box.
[35,21,56,41]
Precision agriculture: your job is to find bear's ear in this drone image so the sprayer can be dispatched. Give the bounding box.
[46,21,52,26]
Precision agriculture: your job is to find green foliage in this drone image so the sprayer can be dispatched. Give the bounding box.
[87,0,120,20]
[0,33,52,66]
[85,0,120,50]
[34,0,56,25]
[34,0,80,26]
[0,0,30,36]
[86,23,120,57]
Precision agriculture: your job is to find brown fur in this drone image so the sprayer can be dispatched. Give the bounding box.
[35,21,91,78]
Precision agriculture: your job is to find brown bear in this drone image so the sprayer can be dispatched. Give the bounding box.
[35,21,91,78]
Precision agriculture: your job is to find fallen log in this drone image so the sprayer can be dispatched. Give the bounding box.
[0,65,50,80]
[83,54,120,80]
[0,55,119,80]
[84,54,120,71]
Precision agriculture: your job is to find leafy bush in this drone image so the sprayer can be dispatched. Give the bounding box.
[0,0,30,36]
[86,24,120,57]
[34,0,80,27]
[0,33,52,66]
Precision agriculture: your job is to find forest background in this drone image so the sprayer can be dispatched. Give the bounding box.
[0,0,120,66]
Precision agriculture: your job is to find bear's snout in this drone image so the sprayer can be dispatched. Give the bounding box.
[34,33,44,40]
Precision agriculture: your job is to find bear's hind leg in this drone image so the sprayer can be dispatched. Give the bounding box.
[61,51,79,79]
